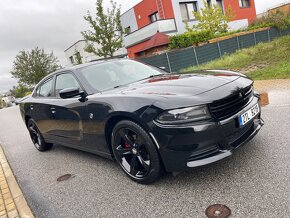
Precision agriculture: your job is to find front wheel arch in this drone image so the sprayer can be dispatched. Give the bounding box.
[105,115,150,156]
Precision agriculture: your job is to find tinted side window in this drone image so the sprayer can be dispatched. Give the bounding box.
[36,78,53,97]
[55,73,80,97]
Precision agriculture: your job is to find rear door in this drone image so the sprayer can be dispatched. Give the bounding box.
[31,77,55,140]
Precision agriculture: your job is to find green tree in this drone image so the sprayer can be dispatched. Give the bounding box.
[11,47,61,86]
[10,83,31,98]
[187,0,234,34]
[81,0,124,58]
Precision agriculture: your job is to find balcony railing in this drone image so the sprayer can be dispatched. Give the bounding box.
[124,19,177,48]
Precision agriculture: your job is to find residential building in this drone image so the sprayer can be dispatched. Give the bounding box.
[121,0,257,58]
[64,40,127,66]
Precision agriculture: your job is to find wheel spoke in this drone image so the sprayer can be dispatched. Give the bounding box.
[119,129,135,147]
[137,154,150,171]
[116,145,132,157]
[32,135,38,144]
[29,126,37,134]
[129,155,138,176]
[37,134,41,145]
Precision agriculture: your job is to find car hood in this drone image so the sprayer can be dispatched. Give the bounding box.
[116,70,242,97]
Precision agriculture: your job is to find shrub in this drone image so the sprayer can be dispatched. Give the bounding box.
[250,11,290,30]
[169,30,214,49]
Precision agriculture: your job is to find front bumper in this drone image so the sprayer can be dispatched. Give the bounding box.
[150,97,264,172]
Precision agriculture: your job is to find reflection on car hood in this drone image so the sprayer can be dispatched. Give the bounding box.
[118,70,241,96]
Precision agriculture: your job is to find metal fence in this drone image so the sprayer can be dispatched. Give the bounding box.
[138,27,290,72]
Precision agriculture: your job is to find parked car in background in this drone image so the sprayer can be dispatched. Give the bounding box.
[2,95,15,107]
[19,59,263,184]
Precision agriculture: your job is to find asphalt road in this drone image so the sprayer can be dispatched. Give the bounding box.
[0,96,289,218]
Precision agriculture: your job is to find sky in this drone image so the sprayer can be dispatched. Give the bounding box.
[0,0,287,93]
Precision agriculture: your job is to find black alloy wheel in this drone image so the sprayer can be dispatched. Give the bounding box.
[27,119,53,151]
[112,120,162,184]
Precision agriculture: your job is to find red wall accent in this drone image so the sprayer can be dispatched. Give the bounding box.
[133,0,174,29]
[162,0,175,19]
[224,0,256,24]
[127,41,149,58]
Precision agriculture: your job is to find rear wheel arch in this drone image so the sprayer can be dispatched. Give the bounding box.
[25,115,32,127]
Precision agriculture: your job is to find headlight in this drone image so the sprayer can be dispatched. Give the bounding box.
[156,105,211,124]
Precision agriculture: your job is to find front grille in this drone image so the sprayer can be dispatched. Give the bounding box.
[228,123,255,148]
[188,144,220,162]
[209,85,253,120]
[226,122,253,146]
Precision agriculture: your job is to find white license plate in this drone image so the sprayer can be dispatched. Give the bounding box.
[239,104,260,126]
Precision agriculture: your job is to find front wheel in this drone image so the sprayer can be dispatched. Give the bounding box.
[27,119,53,151]
[111,120,163,184]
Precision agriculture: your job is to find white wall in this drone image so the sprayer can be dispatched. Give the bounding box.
[121,8,139,33]
[228,19,249,31]
[65,41,127,66]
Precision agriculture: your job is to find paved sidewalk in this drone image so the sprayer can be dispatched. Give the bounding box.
[254,79,290,106]
[0,146,33,218]
[254,79,290,91]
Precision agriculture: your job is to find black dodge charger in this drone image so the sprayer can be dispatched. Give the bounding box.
[20,59,263,184]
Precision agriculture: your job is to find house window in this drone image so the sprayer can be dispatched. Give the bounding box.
[216,0,224,13]
[207,0,211,7]
[69,56,74,64]
[149,12,159,23]
[239,0,250,8]
[125,26,131,34]
[179,2,198,22]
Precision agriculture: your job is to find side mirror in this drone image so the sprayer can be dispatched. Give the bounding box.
[59,87,86,99]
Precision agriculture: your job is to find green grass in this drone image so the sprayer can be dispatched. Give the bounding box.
[182,36,290,80]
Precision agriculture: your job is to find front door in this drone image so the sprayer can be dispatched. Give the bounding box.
[49,72,87,147]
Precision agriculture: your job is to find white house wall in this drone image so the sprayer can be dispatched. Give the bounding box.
[228,19,249,30]
[121,8,139,33]
[65,41,127,66]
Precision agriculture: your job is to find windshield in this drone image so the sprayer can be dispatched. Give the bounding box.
[77,60,164,91]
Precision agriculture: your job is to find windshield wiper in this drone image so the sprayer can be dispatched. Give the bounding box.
[113,74,164,89]
[136,74,164,82]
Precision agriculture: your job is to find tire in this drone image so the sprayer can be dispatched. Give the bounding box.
[27,119,53,151]
[111,120,163,184]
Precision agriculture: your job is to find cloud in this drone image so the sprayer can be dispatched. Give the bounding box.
[0,0,140,92]
[1,0,284,93]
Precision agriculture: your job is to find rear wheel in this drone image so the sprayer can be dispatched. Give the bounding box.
[27,119,53,151]
[111,120,163,184]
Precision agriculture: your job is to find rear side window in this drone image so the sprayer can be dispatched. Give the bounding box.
[35,78,53,97]
[55,73,80,97]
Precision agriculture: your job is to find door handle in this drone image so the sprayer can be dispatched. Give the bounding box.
[30,105,34,110]
[50,107,56,114]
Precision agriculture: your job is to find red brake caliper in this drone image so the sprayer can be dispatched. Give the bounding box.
[124,142,131,148]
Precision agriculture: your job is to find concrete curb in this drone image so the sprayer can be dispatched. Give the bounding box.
[0,146,34,218]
